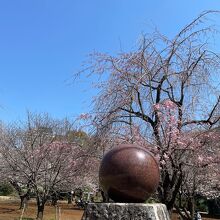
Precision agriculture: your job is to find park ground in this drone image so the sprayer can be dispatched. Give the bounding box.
[0,197,83,220]
[0,197,219,220]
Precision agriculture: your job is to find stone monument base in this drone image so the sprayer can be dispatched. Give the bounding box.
[82,203,170,220]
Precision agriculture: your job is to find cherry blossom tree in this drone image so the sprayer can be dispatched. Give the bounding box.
[0,113,93,220]
[177,129,220,218]
[0,122,32,209]
[76,11,220,214]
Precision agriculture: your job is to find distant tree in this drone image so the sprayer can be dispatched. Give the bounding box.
[66,130,90,146]
[0,122,31,209]
[76,11,220,214]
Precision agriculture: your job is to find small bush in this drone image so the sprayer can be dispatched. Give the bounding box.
[145,197,160,203]
[0,182,14,196]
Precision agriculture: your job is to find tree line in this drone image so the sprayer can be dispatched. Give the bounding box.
[0,112,99,220]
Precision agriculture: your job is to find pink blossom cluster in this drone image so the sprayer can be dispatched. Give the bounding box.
[79,113,92,120]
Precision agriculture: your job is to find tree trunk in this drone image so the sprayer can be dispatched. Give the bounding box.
[101,190,109,202]
[51,193,58,206]
[186,196,195,220]
[19,194,29,210]
[36,205,44,220]
[51,197,58,206]
[191,197,195,220]
[36,198,46,220]
[9,180,31,210]
[178,191,182,208]
[157,163,184,214]
[67,192,72,204]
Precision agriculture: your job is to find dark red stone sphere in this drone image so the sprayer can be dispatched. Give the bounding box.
[99,144,160,203]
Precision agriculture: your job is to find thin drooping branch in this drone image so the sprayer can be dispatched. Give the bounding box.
[182,95,220,127]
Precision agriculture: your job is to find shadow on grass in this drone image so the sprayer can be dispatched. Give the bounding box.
[14,218,34,220]
[0,207,16,213]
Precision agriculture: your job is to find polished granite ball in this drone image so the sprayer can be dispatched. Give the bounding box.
[99,144,160,203]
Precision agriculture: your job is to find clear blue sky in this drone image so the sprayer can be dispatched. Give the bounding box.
[0,0,220,123]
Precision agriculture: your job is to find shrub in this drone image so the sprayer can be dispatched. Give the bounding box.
[0,182,14,196]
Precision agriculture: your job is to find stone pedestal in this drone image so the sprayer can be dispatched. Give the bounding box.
[82,203,170,220]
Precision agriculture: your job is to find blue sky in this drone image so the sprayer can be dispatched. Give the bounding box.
[0,0,220,123]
